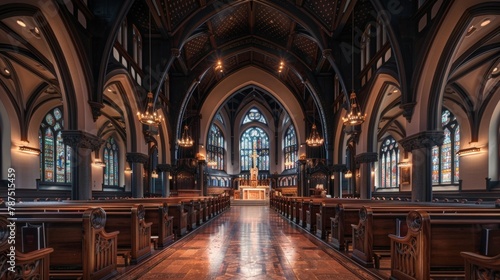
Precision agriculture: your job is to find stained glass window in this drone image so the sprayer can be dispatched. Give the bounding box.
[39,107,71,184]
[103,137,119,186]
[242,108,267,124]
[379,136,399,188]
[432,109,460,184]
[207,124,225,170]
[240,127,269,171]
[283,126,297,169]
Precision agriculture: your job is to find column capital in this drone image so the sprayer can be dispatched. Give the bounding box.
[400,131,444,151]
[61,130,103,151]
[330,164,347,172]
[157,164,172,172]
[126,152,148,164]
[355,152,378,163]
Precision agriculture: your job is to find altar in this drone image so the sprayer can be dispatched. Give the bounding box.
[236,143,270,200]
[240,186,268,200]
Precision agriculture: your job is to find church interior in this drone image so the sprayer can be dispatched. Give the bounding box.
[1,0,499,279]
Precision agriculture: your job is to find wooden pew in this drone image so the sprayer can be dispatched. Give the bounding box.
[460,252,500,279]
[352,205,500,269]
[0,216,54,280]
[389,210,500,279]
[315,202,337,239]
[2,208,119,280]
[306,200,322,232]
[61,200,175,248]
[11,203,153,265]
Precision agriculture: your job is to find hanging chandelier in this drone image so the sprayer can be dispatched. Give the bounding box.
[342,90,366,125]
[136,10,162,127]
[345,170,353,178]
[177,125,194,147]
[306,123,324,147]
[137,92,163,126]
[343,9,366,126]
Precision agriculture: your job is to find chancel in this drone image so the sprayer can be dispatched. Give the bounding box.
[0,1,499,279]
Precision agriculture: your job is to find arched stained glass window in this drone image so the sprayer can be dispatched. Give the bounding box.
[284,126,297,169]
[103,137,119,186]
[243,108,267,124]
[207,124,225,170]
[39,107,71,184]
[240,127,269,171]
[432,109,460,184]
[379,136,399,188]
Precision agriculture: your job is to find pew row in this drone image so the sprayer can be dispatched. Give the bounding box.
[1,208,119,280]
[388,210,500,280]
[8,203,153,265]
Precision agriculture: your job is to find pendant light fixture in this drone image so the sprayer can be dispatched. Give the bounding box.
[342,9,366,126]
[137,9,162,126]
[177,125,194,148]
[306,99,324,147]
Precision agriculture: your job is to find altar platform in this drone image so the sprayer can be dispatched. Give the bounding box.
[235,179,270,200]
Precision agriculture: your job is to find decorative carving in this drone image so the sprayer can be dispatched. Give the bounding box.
[407,211,422,232]
[331,164,347,172]
[355,152,378,163]
[95,234,113,253]
[399,131,444,151]
[359,206,368,221]
[137,205,145,220]
[61,130,104,151]
[400,102,416,123]
[162,202,169,215]
[126,152,148,164]
[157,164,172,172]
[90,208,107,229]
[88,101,104,122]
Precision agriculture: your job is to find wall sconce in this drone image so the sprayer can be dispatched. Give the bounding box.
[456,146,481,156]
[168,175,173,180]
[345,170,352,178]
[93,160,106,167]
[124,167,133,174]
[330,174,335,180]
[19,145,41,155]
[151,170,159,179]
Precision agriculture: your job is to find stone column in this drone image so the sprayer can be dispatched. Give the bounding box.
[331,164,346,198]
[198,159,206,196]
[355,152,378,199]
[400,131,444,202]
[126,152,148,198]
[157,164,172,197]
[298,159,307,196]
[61,130,103,200]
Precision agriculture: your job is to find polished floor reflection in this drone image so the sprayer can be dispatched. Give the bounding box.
[124,206,379,280]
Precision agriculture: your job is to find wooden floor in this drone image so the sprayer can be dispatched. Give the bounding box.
[116,205,383,280]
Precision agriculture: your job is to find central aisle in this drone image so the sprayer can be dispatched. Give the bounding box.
[124,206,379,279]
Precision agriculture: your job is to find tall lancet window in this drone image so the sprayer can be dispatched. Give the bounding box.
[379,136,399,188]
[207,124,225,170]
[103,137,119,186]
[240,127,269,171]
[432,109,460,184]
[39,107,72,184]
[283,126,297,169]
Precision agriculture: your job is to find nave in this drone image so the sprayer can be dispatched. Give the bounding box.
[117,205,379,280]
